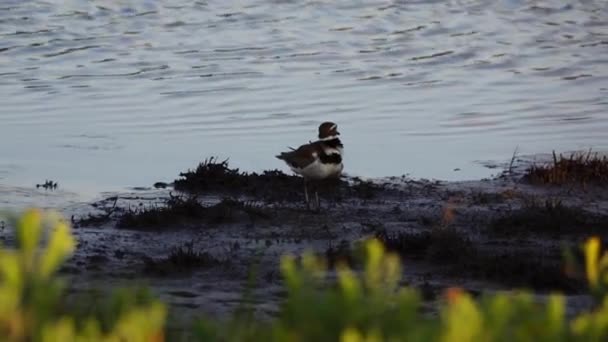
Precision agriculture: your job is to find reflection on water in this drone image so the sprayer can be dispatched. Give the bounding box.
[1,0,607,191]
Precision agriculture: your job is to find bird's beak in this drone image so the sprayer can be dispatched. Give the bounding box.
[336,131,340,135]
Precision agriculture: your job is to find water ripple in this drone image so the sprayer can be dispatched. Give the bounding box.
[0,0,606,186]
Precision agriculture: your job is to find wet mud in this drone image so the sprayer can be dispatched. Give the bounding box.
[2,157,608,330]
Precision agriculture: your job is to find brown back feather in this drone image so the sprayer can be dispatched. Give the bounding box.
[276,142,323,169]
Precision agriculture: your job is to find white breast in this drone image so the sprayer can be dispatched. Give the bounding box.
[296,159,343,180]
[323,147,343,155]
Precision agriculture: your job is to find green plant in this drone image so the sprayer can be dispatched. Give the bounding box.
[195,238,608,342]
[582,237,608,302]
[0,209,166,341]
[4,209,608,341]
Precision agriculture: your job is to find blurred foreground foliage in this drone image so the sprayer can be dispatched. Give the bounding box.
[2,209,608,341]
[0,209,165,341]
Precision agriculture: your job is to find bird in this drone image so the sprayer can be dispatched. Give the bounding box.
[276,122,344,210]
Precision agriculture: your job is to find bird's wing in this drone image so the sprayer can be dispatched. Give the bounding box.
[276,143,319,169]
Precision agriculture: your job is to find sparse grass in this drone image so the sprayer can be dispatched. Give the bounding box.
[524,150,608,185]
[375,229,432,257]
[463,249,581,293]
[425,228,475,262]
[116,195,270,229]
[375,228,582,292]
[143,241,223,275]
[376,228,473,263]
[489,198,608,236]
[326,227,474,269]
[174,157,241,191]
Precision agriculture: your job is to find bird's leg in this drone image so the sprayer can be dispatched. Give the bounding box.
[304,179,310,210]
[308,180,319,212]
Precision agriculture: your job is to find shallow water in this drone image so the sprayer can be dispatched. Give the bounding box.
[1,0,607,193]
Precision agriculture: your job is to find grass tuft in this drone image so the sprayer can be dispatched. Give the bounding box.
[524,150,608,185]
[375,228,583,292]
[489,198,608,236]
[143,241,222,275]
[376,228,473,263]
[173,157,306,201]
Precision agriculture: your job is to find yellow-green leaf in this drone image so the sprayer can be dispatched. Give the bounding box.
[585,237,601,289]
[39,221,76,279]
[17,208,42,262]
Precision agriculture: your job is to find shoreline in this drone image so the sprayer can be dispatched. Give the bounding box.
[1,155,607,331]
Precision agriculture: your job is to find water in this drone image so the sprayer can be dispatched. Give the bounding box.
[1,0,607,194]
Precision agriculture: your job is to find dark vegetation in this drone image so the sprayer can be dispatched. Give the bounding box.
[64,152,608,309]
[75,158,388,230]
[143,241,223,275]
[525,150,608,185]
[65,287,158,334]
[36,179,58,190]
[7,210,608,341]
[106,153,605,293]
[489,198,608,237]
[173,157,312,201]
[463,249,581,293]
[375,229,583,293]
[375,228,473,263]
[322,228,476,270]
[116,195,270,229]
[173,157,383,202]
